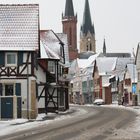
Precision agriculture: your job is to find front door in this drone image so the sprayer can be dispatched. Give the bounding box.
[1,97,13,118]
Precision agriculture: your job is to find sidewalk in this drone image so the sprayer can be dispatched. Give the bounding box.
[0,106,87,136]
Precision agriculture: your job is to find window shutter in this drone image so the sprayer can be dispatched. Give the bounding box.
[18,52,23,65]
[16,83,21,96]
[0,52,5,66]
[0,83,3,96]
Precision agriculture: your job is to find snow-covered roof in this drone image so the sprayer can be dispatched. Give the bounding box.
[115,57,134,74]
[96,57,117,75]
[77,53,98,69]
[0,4,39,51]
[40,30,64,60]
[109,75,115,79]
[126,64,137,83]
[40,41,60,60]
[113,57,134,81]
[103,83,111,87]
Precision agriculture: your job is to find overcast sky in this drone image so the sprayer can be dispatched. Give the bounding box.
[1,0,140,54]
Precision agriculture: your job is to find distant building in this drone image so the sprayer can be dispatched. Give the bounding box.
[80,0,96,53]
[135,43,140,105]
[62,0,78,61]
[78,51,96,59]
[99,39,131,58]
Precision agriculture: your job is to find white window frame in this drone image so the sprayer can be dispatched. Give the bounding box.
[48,61,55,74]
[6,53,17,67]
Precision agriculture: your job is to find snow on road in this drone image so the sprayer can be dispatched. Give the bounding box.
[102,103,140,139]
[0,104,140,139]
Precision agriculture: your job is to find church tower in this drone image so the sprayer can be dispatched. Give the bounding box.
[103,38,106,55]
[62,0,78,61]
[80,0,96,53]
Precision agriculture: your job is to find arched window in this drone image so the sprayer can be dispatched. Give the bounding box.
[87,45,88,51]
[90,43,92,51]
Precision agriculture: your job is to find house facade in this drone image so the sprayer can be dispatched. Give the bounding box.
[0,4,39,119]
[135,44,140,105]
[93,57,117,104]
[69,54,97,104]
[38,30,69,113]
[123,64,137,105]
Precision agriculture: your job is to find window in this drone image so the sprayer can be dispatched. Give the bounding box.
[6,53,17,66]
[48,61,55,73]
[90,43,92,51]
[69,27,72,45]
[138,72,140,81]
[5,84,14,96]
[125,79,131,86]
[0,83,21,96]
[87,45,88,51]
[82,81,87,93]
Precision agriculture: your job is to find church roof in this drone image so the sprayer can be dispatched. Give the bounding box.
[64,0,74,17]
[81,0,95,36]
[102,53,131,58]
[78,51,96,59]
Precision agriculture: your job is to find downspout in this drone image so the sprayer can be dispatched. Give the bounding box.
[100,76,102,98]
[27,53,30,119]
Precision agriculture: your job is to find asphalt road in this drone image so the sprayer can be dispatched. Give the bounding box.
[0,106,138,140]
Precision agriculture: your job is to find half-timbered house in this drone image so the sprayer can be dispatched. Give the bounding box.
[0,4,39,119]
[37,30,69,113]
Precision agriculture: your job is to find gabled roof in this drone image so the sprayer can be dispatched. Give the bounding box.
[64,0,74,17]
[77,53,98,69]
[40,40,60,60]
[68,53,98,76]
[81,0,95,36]
[0,4,39,51]
[40,30,64,61]
[114,57,134,74]
[96,57,117,75]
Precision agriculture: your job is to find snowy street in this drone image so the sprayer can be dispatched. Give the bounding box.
[0,104,140,140]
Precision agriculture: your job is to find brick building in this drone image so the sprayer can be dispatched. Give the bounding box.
[62,0,78,61]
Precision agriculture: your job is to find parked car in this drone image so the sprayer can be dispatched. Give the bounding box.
[93,99,104,105]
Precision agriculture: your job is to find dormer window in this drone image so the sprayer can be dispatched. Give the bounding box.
[6,53,17,66]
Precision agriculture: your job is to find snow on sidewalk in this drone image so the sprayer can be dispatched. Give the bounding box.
[0,106,87,136]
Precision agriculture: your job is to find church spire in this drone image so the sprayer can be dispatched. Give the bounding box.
[64,0,74,17]
[81,0,95,36]
[103,38,106,54]
[62,0,78,61]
